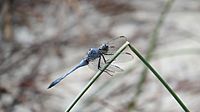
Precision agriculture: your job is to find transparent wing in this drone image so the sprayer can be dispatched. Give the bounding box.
[104,64,124,73]
[88,57,124,73]
[104,52,134,63]
[105,36,127,54]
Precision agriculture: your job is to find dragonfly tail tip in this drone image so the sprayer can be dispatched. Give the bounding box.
[47,78,62,89]
[47,84,54,89]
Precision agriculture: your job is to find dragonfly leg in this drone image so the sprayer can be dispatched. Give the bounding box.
[97,57,105,71]
[97,56,112,74]
[101,54,107,63]
[98,56,101,69]
[104,53,114,55]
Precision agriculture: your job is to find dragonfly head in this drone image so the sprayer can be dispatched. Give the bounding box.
[99,44,109,54]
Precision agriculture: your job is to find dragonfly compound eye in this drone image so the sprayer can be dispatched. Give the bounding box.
[99,44,108,53]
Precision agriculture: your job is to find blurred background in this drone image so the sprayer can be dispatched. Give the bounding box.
[0,0,200,112]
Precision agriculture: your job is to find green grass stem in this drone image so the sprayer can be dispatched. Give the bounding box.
[128,44,190,112]
[128,0,175,110]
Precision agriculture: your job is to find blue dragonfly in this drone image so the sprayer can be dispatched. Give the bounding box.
[48,36,133,89]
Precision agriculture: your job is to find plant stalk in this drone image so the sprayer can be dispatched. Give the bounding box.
[128,44,190,112]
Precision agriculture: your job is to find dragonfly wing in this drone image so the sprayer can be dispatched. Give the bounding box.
[88,57,124,73]
[105,64,124,73]
[104,52,134,63]
[105,36,127,54]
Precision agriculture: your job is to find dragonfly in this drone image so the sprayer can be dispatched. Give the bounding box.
[48,36,133,89]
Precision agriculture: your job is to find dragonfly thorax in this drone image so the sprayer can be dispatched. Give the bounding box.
[86,48,101,61]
